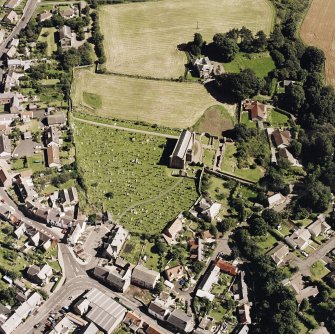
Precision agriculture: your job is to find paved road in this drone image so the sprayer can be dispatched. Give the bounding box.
[292,235,335,276]
[0,0,39,57]
[73,117,179,139]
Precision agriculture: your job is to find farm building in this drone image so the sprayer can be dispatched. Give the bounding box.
[192,57,214,79]
[169,130,195,169]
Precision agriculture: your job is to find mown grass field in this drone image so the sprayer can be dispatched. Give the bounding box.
[100,0,275,78]
[223,52,276,78]
[72,69,224,128]
[74,120,199,234]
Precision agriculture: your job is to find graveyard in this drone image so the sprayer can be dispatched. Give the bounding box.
[74,120,199,234]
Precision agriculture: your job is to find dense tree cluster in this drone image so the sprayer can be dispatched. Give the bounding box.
[231,229,300,334]
[90,12,105,64]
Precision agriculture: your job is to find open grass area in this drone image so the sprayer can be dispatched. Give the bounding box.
[310,260,330,280]
[75,120,199,234]
[100,0,274,78]
[38,27,57,57]
[221,143,264,182]
[268,109,290,127]
[72,68,224,128]
[223,52,276,78]
[192,105,236,136]
[120,236,143,265]
[240,112,257,129]
[255,234,279,253]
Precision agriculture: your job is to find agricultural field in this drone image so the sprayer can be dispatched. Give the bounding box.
[99,0,275,78]
[301,0,335,86]
[192,105,236,136]
[74,120,199,234]
[223,52,276,78]
[72,69,225,128]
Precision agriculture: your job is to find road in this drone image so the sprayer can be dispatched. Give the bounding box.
[0,0,39,57]
[292,235,335,276]
[73,117,179,139]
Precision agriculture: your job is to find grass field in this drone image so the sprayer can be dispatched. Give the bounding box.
[223,52,276,78]
[268,109,290,127]
[301,0,335,87]
[99,0,275,78]
[221,143,264,182]
[75,120,199,234]
[192,105,236,136]
[310,260,330,280]
[240,112,257,129]
[72,69,225,128]
[38,28,57,57]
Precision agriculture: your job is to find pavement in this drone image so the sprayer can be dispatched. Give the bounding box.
[0,0,39,57]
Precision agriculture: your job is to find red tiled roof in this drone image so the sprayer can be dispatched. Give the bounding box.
[215,260,238,276]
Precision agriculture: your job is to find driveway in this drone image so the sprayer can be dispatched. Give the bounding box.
[12,139,40,158]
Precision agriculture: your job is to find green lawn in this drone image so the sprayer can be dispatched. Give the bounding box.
[268,109,290,127]
[41,79,60,86]
[120,236,143,265]
[38,27,57,56]
[206,176,230,207]
[255,234,279,253]
[240,112,256,129]
[203,149,216,168]
[83,92,102,109]
[221,143,263,182]
[75,121,199,234]
[223,52,276,78]
[310,260,330,280]
[11,153,45,173]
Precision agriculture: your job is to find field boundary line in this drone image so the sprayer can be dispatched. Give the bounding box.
[73,116,179,139]
[116,178,184,223]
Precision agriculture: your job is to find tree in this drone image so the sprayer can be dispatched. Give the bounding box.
[154,239,167,255]
[300,298,309,311]
[217,217,236,233]
[213,33,239,62]
[281,84,305,114]
[249,215,268,236]
[254,30,267,52]
[192,261,205,274]
[302,180,332,212]
[209,225,218,238]
[239,26,254,52]
[269,25,285,49]
[301,46,325,73]
[262,209,282,228]
[216,69,260,102]
[105,192,113,199]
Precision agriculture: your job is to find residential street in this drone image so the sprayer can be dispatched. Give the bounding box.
[292,235,335,276]
[0,0,39,57]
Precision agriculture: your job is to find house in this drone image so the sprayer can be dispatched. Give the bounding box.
[307,214,331,238]
[268,242,289,266]
[0,135,11,158]
[188,238,203,261]
[278,147,297,165]
[0,30,5,44]
[73,298,90,315]
[272,129,291,148]
[0,168,10,187]
[148,299,170,321]
[105,259,132,292]
[238,304,251,324]
[215,259,238,276]
[285,228,311,250]
[267,193,285,208]
[325,270,335,288]
[93,266,109,282]
[131,264,160,290]
[0,292,42,334]
[46,126,60,146]
[60,7,76,19]
[164,265,184,282]
[38,11,52,22]
[192,57,214,79]
[232,271,249,305]
[46,113,66,126]
[26,263,53,286]
[194,198,221,222]
[166,309,194,333]
[59,25,74,49]
[4,0,20,9]
[47,145,60,168]
[102,225,129,259]
[3,10,18,24]
[123,312,143,333]
[13,174,38,202]
[58,187,78,207]
[169,130,195,169]
[196,263,220,301]
[162,218,183,245]
[80,288,127,334]
[242,100,267,121]
[67,221,86,245]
